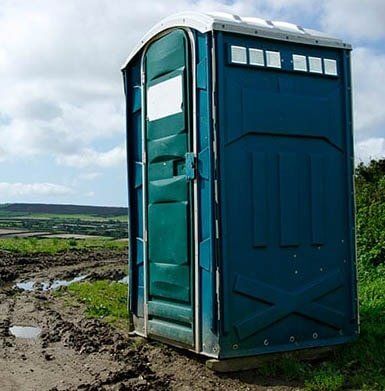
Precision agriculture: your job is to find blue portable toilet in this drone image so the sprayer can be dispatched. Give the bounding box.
[122,12,358,360]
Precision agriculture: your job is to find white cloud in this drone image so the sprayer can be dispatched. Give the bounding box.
[258,0,385,41]
[56,145,125,168]
[355,138,385,163]
[79,172,102,181]
[321,0,385,41]
[0,98,124,160]
[0,0,384,203]
[0,145,6,162]
[0,0,258,164]
[352,48,385,140]
[0,182,74,198]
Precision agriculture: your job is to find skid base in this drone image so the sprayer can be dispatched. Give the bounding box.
[206,347,333,372]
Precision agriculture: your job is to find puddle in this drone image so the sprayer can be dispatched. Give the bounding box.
[119,276,129,284]
[49,275,87,290]
[9,326,41,339]
[15,275,87,292]
[15,281,35,291]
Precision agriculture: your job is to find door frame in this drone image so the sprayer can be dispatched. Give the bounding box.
[139,28,200,352]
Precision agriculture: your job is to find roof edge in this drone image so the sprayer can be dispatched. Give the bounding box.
[121,12,213,70]
[121,11,351,70]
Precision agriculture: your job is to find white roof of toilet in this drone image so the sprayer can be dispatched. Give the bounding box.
[122,11,350,69]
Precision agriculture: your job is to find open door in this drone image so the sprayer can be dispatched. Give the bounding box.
[144,29,194,347]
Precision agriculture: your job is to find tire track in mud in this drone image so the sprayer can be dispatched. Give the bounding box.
[0,249,127,283]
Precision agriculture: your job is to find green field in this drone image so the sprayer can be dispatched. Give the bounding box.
[0,205,128,239]
[0,237,127,254]
[0,211,128,222]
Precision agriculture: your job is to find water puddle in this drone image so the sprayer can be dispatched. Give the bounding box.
[15,281,35,291]
[49,275,87,290]
[15,275,87,292]
[9,326,41,339]
[119,276,129,284]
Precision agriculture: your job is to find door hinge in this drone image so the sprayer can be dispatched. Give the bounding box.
[185,152,196,181]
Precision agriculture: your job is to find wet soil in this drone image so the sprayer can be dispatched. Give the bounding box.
[0,249,299,390]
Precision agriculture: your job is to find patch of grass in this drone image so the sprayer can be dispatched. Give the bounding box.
[67,280,128,326]
[0,237,127,254]
[304,365,344,391]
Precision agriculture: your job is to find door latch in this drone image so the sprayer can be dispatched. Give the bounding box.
[185,152,196,181]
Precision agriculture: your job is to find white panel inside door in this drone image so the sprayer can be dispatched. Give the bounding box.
[147,75,183,121]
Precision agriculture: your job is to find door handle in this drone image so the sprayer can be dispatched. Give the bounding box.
[185,152,196,181]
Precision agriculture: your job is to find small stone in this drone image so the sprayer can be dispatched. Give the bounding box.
[44,353,54,361]
[124,378,147,387]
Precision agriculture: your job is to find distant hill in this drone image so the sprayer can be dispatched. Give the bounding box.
[0,203,127,217]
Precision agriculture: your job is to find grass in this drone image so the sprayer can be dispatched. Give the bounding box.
[66,280,128,327]
[0,237,127,254]
[304,366,344,391]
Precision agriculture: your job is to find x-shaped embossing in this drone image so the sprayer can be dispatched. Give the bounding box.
[233,270,344,340]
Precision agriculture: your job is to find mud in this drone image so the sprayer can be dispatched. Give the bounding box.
[0,249,298,390]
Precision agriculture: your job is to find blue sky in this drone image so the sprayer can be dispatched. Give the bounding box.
[0,0,384,206]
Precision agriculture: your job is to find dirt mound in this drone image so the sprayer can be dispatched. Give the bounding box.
[41,309,171,390]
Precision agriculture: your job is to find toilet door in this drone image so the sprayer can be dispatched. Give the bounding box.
[144,29,194,346]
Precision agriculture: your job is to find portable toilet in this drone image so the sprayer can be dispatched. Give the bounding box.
[122,12,358,360]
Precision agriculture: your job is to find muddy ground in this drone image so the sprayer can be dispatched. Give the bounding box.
[0,249,300,391]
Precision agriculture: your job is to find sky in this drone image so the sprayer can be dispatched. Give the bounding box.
[0,0,384,207]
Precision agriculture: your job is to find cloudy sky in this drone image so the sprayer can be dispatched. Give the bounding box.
[0,0,384,206]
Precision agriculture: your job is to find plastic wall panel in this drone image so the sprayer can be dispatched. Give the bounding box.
[215,31,358,359]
